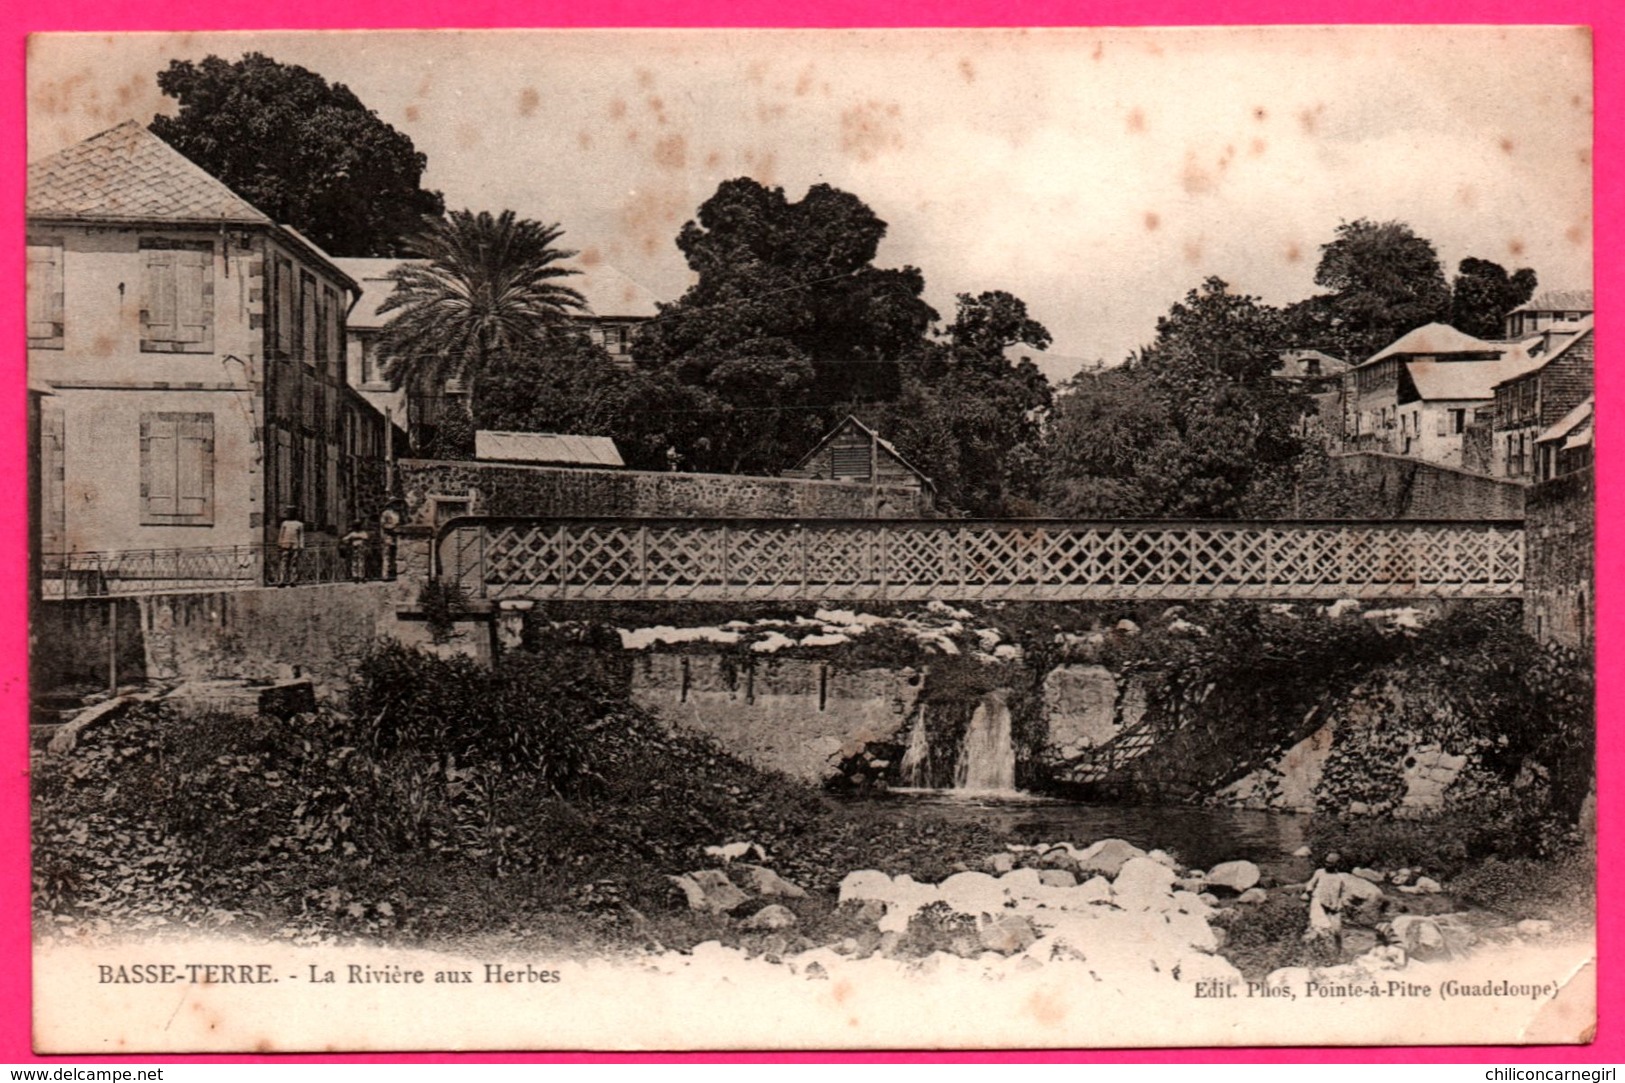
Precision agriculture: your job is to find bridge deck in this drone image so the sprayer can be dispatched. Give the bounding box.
[435,516,1525,603]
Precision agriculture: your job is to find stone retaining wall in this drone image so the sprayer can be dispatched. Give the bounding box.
[397,459,933,526]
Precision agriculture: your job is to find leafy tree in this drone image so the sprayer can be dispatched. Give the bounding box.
[375,209,587,432]
[1450,257,1538,339]
[151,53,443,257]
[877,292,1054,516]
[635,178,938,419]
[1044,367,1169,517]
[1045,278,1305,519]
[947,290,1053,360]
[1295,218,1452,363]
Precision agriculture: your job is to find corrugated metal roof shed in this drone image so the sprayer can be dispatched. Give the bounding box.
[475,430,624,468]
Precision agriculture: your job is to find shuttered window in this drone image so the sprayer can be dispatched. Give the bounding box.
[140,240,214,352]
[831,444,873,479]
[26,240,65,348]
[300,272,318,366]
[140,413,215,525]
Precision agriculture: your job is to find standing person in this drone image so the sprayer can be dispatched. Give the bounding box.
[275,506,304,587]
[378,501,403,580]
[341,520,371,582]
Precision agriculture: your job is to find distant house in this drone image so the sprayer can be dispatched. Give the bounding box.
[783,416,934,506]
[1275,349,1348,386]
[1341,323,1531,467]
[1491,322,1593,481]
[337,256,661,451]
[1533,396,1593,482]
[1504,289,1593,340]
[1275,349,1348,444]
[26,121,389,579]
[474,430,624,468]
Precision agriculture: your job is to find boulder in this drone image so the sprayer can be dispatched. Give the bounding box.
[670,870,750,914]
[1073,876,1113,904]
[1039,869,1077,888]
[978,914,1037,954]
[1115,619,1141,636]
[1292,846,1312,858]
[1039,846,1081,872]
[1175,876,1208,894]
[735,864,808,899]
[1175,952,1243,986]
[1147,849,1179,870]
[1205,860,1261,894]
[1413,876,1442,894]
[1388,914,1474,961]
[838,870,893,905]
[1076,838,1146,879]
[1113,857,1177,911]
[984,852,1017,875]
[937,871,1007,916]
[741,904,799,931]
[1237,888,1269,905]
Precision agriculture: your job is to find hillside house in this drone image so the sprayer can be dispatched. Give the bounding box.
[783,416,935,510]
[27,121,389,584]
[1491,322,1594,480]
[1341,323,1536,467]
[1533,396,1593,482]
[1504,289,1593,340]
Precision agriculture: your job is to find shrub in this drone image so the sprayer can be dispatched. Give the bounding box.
[350,643,595,793]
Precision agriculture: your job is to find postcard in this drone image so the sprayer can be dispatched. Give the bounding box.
[26,25,1594,1051]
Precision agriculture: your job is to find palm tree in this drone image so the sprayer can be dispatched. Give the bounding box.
[375,209,588,447]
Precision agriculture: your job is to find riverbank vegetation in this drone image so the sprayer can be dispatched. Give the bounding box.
[34,602,1592,977]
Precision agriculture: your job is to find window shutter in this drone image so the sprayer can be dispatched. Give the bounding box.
[142,415,179,518]
[175,415,214,522]
[143,249,178,344]
[173,247,213,346]
[26,244,63,341]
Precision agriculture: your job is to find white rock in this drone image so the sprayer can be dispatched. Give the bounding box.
[1414,876,1442,894]
[838,870,893,905]
[1175,953,1244,985]
[1112,857,1178,911]
[1205,860,1262,893]
[741,904,798,931]
[937,871,1007,917]
[1292,846,1312,858]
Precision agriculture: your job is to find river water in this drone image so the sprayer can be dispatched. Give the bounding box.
[838,790,1314,884]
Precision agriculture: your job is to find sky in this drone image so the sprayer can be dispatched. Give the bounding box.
[28,27,1594,382]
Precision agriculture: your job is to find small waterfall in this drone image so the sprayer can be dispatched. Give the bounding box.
[954,690,1017,793]
[897,708,931,787]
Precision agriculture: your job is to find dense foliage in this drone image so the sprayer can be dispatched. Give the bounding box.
[151,53,443,257]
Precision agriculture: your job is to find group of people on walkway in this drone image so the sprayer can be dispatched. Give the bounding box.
[272,501,403,587]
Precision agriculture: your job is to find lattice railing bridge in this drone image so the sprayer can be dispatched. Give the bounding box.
[434,516,1524,603]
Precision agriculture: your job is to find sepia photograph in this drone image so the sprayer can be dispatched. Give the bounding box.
[24,25,1596,1052]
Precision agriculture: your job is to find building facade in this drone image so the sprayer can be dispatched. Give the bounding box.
[27,122,389,579]
[1490,323,1593,481]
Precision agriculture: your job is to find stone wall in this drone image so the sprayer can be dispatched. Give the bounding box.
[32,580,473,700]
[1331,452,1526,519]
[628,652,921,783]
[397,460,933,526]
[1523,467,1593,648]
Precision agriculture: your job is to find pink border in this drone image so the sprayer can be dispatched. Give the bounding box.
[2,0,1614,1064]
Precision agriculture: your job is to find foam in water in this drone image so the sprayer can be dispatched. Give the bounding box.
[954,690,1017,793]
[898,708,931,788]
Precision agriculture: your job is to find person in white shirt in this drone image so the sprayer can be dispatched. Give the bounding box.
[275,507,304,587]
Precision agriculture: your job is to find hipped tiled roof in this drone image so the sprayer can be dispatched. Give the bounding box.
[27,121,272,226]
